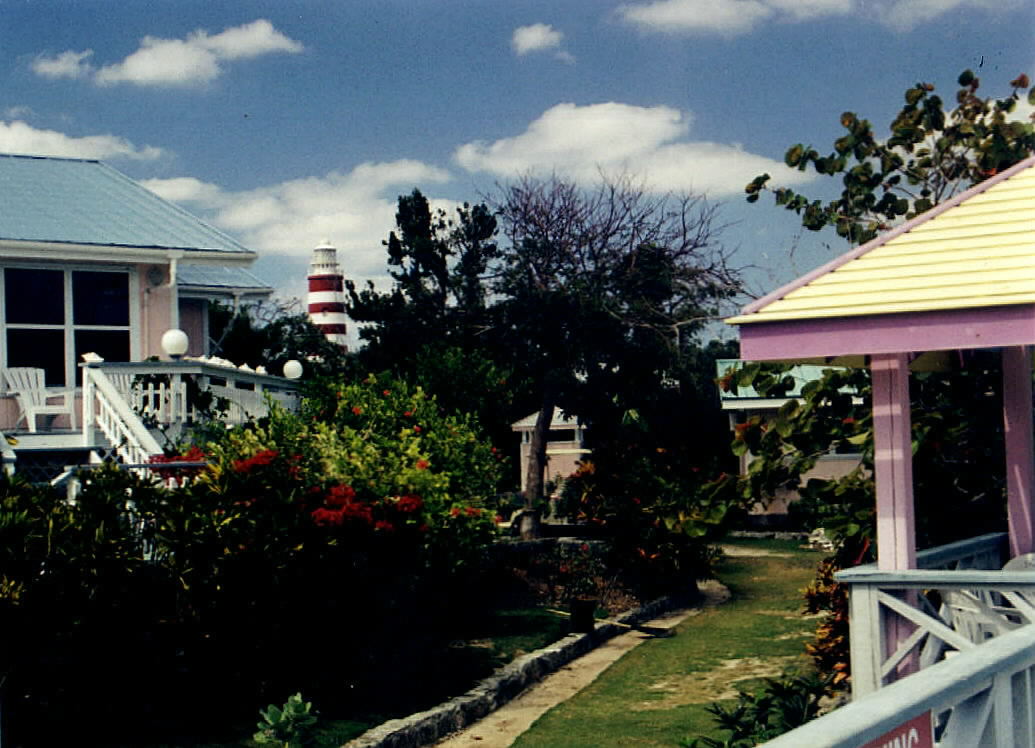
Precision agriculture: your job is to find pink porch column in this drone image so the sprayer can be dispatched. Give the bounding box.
[1003,346,1035,558]
[871,353,916,571]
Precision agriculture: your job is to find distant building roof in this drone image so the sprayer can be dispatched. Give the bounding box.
[715,358,857,410]
[511,412,584,431]
[0,153,253,257]
[728,155,1035,325]
[177,264,272,297]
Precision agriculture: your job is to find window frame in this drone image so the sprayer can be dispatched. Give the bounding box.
[0,263,140,387]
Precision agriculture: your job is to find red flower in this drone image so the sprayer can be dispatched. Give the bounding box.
[181,446,206,461]
[232,449,279,473]
[403,411,412,417]
[375,520,395,533]
[450,507,461,517]
[312,507,345,526]
[465,506,481,517]
[326,484,357,507]
[413,425,422,433]
[352,406,363,415]
[397,494,423,513]
[383,389,390,396]
[842,417,856,425]
[416,459,429,470]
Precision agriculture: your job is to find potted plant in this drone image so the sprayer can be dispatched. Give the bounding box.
[558,542,604,633]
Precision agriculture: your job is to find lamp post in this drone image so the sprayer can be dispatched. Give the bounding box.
[161,329,189,360]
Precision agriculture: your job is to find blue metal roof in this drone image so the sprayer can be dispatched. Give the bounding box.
[0,153,252,254]
[176,264,272,294]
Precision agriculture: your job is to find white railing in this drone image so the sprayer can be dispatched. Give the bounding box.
[91,360,300,427]
[837,533,1026,698]
[0,430,16,475]
[82,365,163,466]
[81,360,301,465]
[762,620,1035,747]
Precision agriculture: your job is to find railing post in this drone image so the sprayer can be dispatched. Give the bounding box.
[848,581,883,698]
[82,364,95,446]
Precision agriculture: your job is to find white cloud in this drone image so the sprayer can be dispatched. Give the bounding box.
[144,160,452,291]
[618,0,776,35]
[617,0,1015,34]
[36,19,303,88]
[511,23,575,63]
[0,120,163,160]
[454,101,812,196]
[872,0,1022,31]
[32,49,95,79]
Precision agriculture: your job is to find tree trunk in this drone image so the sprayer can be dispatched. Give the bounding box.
[521,395,555,539]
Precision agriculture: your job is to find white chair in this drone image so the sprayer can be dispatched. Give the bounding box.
[2,367,78,432]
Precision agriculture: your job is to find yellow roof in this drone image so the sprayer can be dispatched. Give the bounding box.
[728,156,1035,325]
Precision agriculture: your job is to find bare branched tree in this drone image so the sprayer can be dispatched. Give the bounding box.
[492,174,743,522]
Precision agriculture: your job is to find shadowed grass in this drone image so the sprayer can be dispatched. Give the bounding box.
[511,538,823,747]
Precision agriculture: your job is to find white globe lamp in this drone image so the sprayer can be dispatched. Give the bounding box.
[283,359,303,380]
[161,329,189,360]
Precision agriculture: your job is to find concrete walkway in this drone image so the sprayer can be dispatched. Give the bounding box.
[433,580,730,748]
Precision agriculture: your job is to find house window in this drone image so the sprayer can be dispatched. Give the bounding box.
[3,267,131,387]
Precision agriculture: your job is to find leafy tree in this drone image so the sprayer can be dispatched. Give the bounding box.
[493,175,742,511]
[345,188,499,374]
[746,70,1035,244]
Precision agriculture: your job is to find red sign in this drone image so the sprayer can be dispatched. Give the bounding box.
[859,712,933,748]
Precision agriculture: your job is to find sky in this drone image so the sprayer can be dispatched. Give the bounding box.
[1,0,1033,342]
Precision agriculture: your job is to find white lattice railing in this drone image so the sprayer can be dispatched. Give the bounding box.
[760,532,1035,747]
[762,619,1035,747]
[81,360,301,465]
[837,533,1022,698]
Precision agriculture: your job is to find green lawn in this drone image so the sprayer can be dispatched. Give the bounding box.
[512,538,824,747]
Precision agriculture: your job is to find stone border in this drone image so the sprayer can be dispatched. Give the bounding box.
[343,593,687,748]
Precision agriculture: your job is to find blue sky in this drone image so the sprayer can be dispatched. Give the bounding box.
[1,0,1033,323]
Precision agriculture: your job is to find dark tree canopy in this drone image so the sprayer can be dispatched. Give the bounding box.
[344,176,744,519]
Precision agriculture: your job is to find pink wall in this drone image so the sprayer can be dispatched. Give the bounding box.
[178,298,208,357]
[138,263,175,359]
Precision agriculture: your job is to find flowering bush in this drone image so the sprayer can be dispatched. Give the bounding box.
[0,374,506,743]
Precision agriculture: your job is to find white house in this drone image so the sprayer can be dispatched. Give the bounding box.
[0,153,296,473]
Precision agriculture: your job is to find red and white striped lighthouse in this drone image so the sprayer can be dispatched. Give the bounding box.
[307,241,349,349]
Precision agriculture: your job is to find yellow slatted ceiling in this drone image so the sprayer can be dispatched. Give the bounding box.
[729,158,1035,324]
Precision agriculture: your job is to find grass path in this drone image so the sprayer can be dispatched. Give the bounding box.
[510,538,823,747]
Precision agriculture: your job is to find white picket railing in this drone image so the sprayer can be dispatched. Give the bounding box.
[762,620,1035,747]
[82,364,163,466]
[81,360,301,465]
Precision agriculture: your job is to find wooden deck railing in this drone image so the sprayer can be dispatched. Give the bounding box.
[837,533,1023,698]
[81,360,301,465]
[760,533,1035,746]
[762,619,1035,747]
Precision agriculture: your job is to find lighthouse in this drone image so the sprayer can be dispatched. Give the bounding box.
[307,241,348,349]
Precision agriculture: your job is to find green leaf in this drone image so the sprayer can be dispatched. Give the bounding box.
[958,69,975,87]
[785,144,804,167]
[1028,87,1035,106]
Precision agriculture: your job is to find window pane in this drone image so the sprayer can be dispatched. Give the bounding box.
[75,330,129,366]
[7,329,65,386]
[73,271,129,326]
[5,269,64,325]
